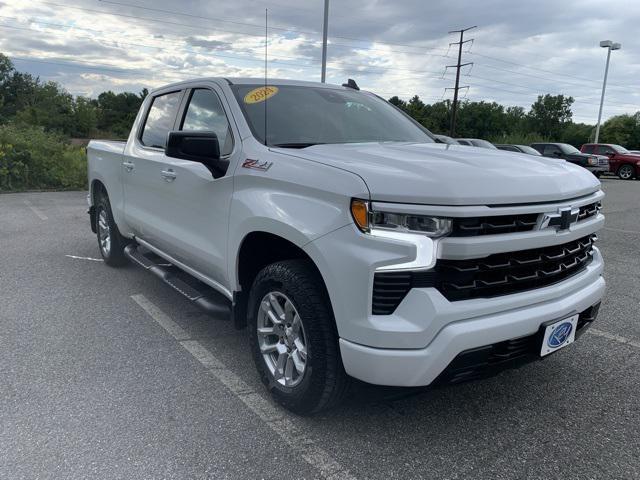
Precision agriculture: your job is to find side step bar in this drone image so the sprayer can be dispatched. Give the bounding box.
[124,244,230,317]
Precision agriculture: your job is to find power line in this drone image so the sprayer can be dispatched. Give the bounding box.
[37,1,448,58]
[468,52,635,91]
[97,0,451,53]
[0,21,451,80]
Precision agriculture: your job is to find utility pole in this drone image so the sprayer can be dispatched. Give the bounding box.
[445,26,476,137]
[320,0,329,82]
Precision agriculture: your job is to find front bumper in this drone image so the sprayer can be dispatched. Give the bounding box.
[338,260,604,387]
[587,165,608,173]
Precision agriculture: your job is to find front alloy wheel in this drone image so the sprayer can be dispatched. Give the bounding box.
[248,260,349,414]
[257,292,308,387]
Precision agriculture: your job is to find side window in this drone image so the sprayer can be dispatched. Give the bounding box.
[544,145,561,156]
[596,145,614,155]
[181,89,233,156]
[582,145,594,154]
[501,146,518,152]
[141,91,182,148]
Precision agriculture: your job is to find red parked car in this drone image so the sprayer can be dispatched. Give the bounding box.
[581,143,640,180]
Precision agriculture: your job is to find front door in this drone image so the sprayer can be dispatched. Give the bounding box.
[144,86,238,289]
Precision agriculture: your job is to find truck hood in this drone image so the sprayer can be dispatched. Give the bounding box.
[277,142,600,205]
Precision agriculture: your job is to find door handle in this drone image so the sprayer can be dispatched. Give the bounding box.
[123,161,135,172]
[161,169,177,182]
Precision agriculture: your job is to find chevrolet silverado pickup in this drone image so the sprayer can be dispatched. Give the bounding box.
[87,78,605,414]
[581,143,640,180]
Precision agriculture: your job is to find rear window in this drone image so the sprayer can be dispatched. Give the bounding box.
[141,91,182,148]
[582,145,595,154]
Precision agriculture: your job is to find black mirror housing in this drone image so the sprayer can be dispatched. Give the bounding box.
[166,131,220,162]
[165,131,228,178]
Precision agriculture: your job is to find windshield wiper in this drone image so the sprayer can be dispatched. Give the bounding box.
[271,142,325,149]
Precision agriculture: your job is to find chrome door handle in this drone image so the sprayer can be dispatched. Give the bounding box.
[123,161,135,172]
[161,169,177,182]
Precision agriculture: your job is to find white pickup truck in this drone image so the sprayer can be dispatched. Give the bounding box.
[87,78,605,414]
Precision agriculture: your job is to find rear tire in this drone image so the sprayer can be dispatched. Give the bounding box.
[248,259,349,415]
[95,191,129,267]
[617,164,635,180]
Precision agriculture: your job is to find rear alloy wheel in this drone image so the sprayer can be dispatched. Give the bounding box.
[95,192,129,267]
[618,164,635,180]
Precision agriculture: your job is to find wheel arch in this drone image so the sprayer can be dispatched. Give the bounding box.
[232,230,334,330]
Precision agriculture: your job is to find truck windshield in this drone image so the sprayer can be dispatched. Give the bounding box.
[230,84,434,147]
[559,144,580,154]
[611,144,630,153]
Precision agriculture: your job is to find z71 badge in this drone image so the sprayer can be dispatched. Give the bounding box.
[242,159,273,172]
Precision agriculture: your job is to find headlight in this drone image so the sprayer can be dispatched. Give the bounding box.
[588,156,598,166]
[351,199,452,237]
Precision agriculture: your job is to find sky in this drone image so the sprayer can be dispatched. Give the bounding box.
[1,0,639,124]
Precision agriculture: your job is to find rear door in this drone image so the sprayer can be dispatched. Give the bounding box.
[122,89,185,249]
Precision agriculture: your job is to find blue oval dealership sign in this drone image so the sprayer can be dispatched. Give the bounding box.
[548,322,573,348]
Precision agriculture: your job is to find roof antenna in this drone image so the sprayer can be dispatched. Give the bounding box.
[264,8,268,147]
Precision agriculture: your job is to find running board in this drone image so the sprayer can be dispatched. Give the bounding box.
[124,244,230,318]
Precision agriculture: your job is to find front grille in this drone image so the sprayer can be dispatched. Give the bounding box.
[598,157,609,166]
[449,201,600,237]
[432,302,600,385]
[371,236,595,313]
[432,235,595,301]
[578,202,600,221]
[452,213,538,237]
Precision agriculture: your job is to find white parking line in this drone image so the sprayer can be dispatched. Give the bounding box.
[130,293,356,480]
[23,199,48,220]
[65,255,104,262]
[603,227,640,235]
[588,328,640,349]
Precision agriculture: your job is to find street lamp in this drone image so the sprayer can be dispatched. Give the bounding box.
[594,40,621,143]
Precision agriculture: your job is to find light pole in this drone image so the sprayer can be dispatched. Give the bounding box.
[320,0,329,82]
[594,40,621,143]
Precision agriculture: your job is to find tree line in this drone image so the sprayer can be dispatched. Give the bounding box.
[0,54,147,139]
[389,94,640,148]
[1,51,640,191]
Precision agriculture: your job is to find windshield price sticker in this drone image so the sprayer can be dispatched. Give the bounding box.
[244,86,279,104]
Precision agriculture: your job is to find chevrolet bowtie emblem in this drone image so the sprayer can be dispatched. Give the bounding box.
[541,207,580,231]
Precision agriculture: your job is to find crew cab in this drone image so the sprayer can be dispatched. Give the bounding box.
[87,78,605,414]
[581,143,640,180]
[531,142,609,176]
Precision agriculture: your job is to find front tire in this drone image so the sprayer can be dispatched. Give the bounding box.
[248,260,349,414]
[95,192,129,267]
[618,164,635,180]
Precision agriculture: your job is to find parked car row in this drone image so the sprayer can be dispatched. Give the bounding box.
[434,134,639,179]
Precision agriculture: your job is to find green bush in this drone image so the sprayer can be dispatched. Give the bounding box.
[0,124,87,191]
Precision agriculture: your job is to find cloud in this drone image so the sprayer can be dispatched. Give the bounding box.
[0,0,638,123]
[185,36,232,51]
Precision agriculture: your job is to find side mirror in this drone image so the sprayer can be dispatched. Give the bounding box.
[166,131,227,177]
[166,130,220,162]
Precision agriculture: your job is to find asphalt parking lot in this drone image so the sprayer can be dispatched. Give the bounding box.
[1,177,639,480]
